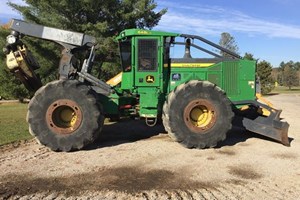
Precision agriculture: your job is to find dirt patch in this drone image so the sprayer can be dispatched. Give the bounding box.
[206,156,215,160]
[272,153,298,159]
[225,179,247,186]
[0,94,300,199]
[228,165,263,180]
[216,149,236,156]
[141,133,172,142]
[0,139,35,153]
[0,166,216,198]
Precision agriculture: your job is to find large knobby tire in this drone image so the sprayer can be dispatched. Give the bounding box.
[162,80,234,149]
[27,80,104,152]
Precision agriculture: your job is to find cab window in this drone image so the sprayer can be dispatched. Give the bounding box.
[119,39,132,72]
[137,39,158,72]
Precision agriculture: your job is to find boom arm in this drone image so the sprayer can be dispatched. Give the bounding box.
[180,33,242,59]
[3,19,113,94]
[8,19,96,47]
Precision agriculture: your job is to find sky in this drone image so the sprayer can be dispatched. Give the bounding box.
[1,0,300,67]
[154,0,300,67]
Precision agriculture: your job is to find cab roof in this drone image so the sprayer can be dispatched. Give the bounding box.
[116,29,180,40]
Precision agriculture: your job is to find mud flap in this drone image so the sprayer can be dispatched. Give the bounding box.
[233,100,290,146]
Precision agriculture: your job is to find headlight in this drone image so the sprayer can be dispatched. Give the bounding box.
[6,35,16,44]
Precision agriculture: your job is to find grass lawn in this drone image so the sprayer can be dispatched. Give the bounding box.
[0,102,32,146]
[270,86,300,94]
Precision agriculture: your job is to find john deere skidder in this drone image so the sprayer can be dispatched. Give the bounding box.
[3,19,289,151]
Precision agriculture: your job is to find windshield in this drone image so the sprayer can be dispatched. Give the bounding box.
[119,39,132,72]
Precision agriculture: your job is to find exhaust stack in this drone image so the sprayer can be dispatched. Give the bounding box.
[183,38,192,58]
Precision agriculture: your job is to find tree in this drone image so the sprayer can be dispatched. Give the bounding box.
[219,32,239,58]
[243,53,274,94]
[257,60,274,94]
[282,63,299,90]
[276,61,286,85]
[294,62,300,71]
[243,52,255,61]
[1,0,167,99]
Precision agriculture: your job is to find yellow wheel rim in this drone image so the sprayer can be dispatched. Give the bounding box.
[46,99,82,135]
[190,106,213,128]
[57,106,78,127]
[184,99,217,134]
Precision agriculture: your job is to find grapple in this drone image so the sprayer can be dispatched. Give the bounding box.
[5,45,42,92]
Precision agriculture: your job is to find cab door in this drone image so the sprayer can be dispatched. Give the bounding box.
[134,37,161,87]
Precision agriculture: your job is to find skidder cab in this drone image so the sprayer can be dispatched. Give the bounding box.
[3,19,289,151]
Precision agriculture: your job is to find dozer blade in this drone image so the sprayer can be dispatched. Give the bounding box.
[106,72,122,86]
[241,108,290,146]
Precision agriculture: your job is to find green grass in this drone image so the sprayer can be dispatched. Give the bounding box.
[0,102,32,146]
[270,86,300,94]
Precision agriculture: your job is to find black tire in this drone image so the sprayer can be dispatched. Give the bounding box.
[27,80,104,151]
[162,80,234,149]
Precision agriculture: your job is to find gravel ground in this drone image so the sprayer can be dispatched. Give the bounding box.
[0,93,299,200]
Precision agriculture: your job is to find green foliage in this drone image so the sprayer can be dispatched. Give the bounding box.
[0,70,30,100]
[1,0,166,99]
[280,61,299,90]
[257,60,274,94]
[219,32,239,58]
[243,52,255,61]
[243,53,274,95]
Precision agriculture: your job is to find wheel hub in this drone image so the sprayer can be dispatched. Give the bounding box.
[46,99,82,135]
[184,99,217,133]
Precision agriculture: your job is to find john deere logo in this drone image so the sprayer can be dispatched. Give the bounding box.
[146,75,155,83]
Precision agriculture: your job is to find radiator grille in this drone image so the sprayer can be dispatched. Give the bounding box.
[223,62,239,95]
